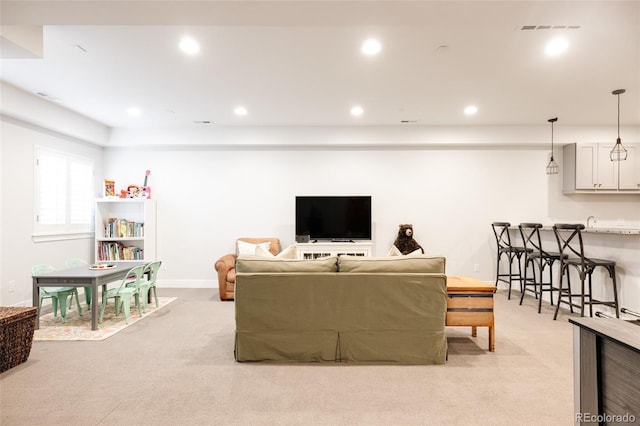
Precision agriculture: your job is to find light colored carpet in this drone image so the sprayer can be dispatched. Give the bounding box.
[33,296,177,341]
[1,288,576,425]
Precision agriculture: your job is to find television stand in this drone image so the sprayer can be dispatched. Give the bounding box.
[296,241,373,259]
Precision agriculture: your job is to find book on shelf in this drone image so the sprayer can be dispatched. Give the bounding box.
[97,241,144,261]
[104,217,144,238]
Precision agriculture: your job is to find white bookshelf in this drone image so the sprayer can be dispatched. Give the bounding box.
[94,198,156,262]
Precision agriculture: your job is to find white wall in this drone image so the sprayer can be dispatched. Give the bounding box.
[0,117,104,306]
[1,85,638,316]
[102,143,640,315]
[105,146,551,282]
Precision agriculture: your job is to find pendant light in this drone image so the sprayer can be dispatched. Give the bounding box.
[610,89,628,161]
[546,117,559,175]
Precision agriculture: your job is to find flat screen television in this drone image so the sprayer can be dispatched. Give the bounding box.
[295,196,372,241]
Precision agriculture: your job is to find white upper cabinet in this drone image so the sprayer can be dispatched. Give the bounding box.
[563,143,640,194]
[618,144,640,190]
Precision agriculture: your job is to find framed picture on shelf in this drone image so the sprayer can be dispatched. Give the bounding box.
[104,179,115,197]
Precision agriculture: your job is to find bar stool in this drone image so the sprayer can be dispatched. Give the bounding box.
[518,223,566,313]
[552,224,620,320]
[491,222,531,299]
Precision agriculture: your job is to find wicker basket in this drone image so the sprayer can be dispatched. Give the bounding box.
[0,307,38,373]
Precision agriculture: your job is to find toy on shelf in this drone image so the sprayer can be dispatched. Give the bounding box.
[142,170,151,199]
[104,179,116,197]
[115,170,152,198]
[118,185,141,198]
[127,185,141,198]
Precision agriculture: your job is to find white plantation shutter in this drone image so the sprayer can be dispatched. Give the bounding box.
[37,154,67,224]
[69,162,93,224]
[35,147,95,237]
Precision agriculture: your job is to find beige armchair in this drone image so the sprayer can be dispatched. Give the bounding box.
[214,237,281,301]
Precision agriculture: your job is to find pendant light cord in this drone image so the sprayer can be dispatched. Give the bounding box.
[617,93,621,141]
[551,121,554,155]
[548,117,558,158]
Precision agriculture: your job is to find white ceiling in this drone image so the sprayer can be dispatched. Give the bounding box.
[1,0,639,129]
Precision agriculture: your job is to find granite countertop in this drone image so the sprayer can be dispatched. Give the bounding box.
[515,226,640,235]
[582,227,640,235]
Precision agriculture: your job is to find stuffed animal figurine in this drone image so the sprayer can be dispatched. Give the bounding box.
[393,224,424,255]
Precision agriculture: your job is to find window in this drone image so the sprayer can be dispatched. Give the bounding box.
[34,146,95,240]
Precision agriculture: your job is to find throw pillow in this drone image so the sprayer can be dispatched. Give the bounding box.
[387,246,422,257]
[255,244,298,260]
[237,240,271,255]
[387,245,402,256]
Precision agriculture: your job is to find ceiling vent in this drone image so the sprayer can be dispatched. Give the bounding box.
[36,92,62,102]
[193,120,214,124]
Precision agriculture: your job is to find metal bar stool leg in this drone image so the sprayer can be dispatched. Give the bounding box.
[608,265,620,318]
[548,260,556,306]
[553,265,566,320]
[520,255,536,305]
[507,252,514,300]
[516,252,525,293]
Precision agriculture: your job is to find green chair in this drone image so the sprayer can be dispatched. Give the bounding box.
[65,258,92,308]
[126,261,162,312]
[32,264,82,324]
[99,265,145,324]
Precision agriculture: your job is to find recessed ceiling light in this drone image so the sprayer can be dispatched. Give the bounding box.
[127,107,142,117]
[179,36,200,55]
[351,105,364,116]
[234,106,248,116]
[361,39,381,56]
[545,37,569,56]
[464,105,478,115]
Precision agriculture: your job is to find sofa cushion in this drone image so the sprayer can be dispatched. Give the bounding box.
[236,255,338,273]
[338,255,446,273]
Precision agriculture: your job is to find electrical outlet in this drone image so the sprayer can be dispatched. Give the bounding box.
[8,280,16,292]
[473,264,480,272]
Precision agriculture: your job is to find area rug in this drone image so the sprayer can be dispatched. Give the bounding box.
[33,296,177,341]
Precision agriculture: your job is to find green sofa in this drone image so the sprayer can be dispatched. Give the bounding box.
[234,254,448,364]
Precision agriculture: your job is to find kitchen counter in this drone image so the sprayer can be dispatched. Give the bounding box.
[581,227,640,235]
[511,226,640,235]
